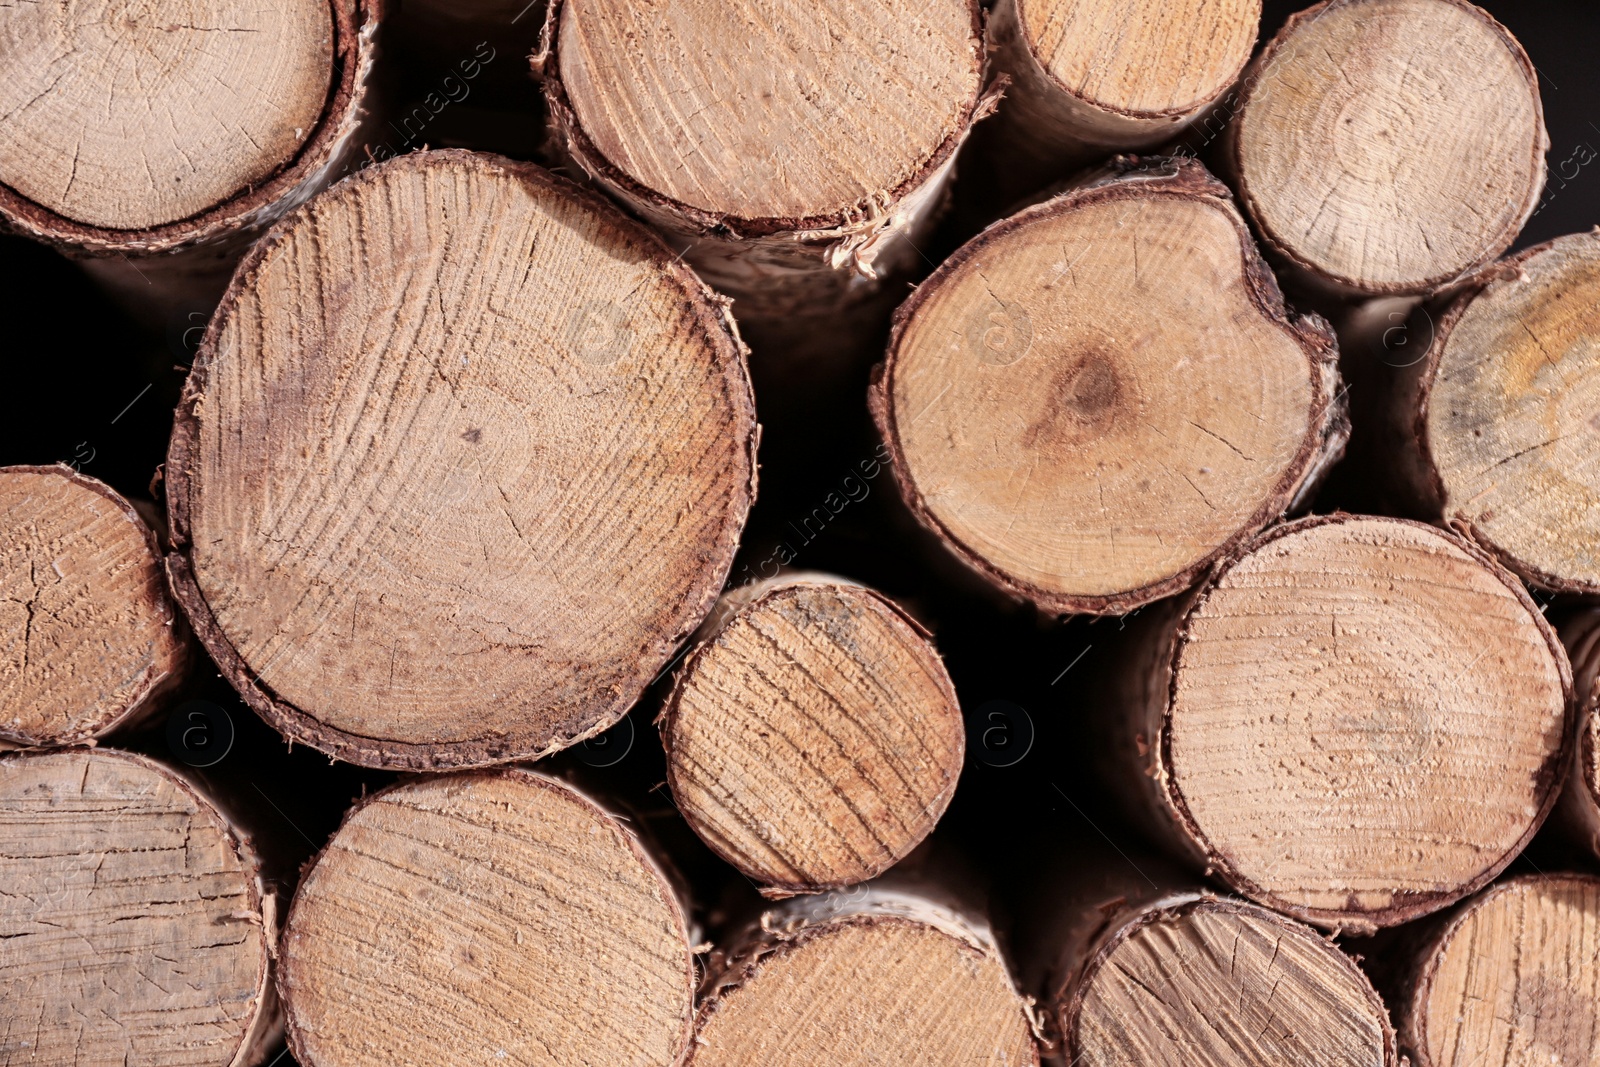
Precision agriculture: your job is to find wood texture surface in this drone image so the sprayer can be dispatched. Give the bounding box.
[986,0,1259,170]
[1229,0,1547,296]
[0,748,277,1067]
[1,465,186,748]
[164,149,757,770]
[688,885,1038,1067]
[1371,232,1600,593]
[660,574,963,896]
[540,0,989,319]
[1401,874,1600,1067]
[871,158,1346,616]
[279,769,694,1067]
[1107,514,1571,933]
[1060,895,1396,1067]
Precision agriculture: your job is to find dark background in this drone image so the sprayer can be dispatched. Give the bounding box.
[1,2,1596,1061]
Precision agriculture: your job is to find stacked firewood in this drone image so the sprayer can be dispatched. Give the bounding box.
[3,1,1597,1065]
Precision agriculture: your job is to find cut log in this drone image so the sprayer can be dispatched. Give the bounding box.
[688,884,1038,1066]
[1100,514,1571,934]
[1226,0,1546,298]
[278,769,694,1067]
[0,0,380,320]
[870,157,1346,616]
[164,149,757,771]
[538,0,990,321]
[1362,232,1600,593]
[1558,608,1600,859]
[1057,894,1396,1067]
[1398,873,1600,1067]
[0,748,279,1067]
[984,0,1259,182]
[1,465,187,748]
[659,573,964,897]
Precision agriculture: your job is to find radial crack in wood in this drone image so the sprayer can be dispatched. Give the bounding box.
[1228,0,1547,297]
[164,149,758,770]
[0,748,277,1067]
[660,574,964,896]
[871,158,1346,616]
[1,465,187,748]
[279,770,694,1067]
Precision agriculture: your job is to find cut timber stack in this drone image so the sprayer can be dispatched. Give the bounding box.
[1,466,186,748]
[660,573,964,897]
[984,0,1259,190]
[539,0,989,322]
[1100,514,1571,934]
[165,149,756,770]
[0,748,278,1066]
[872,157,1345,615]
[1367,232,1600,593]
[0,0,379,319]
[1226,0,1546,298]
[279,770,694,1067]
[1397,874,1600,1067]
[688,884,1038,1066]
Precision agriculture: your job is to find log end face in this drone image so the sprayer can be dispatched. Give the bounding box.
[280,770,694,1067]
[664,578,963,892]
[1236,0,1546,294]
[1167,516,1570,928]
[0,748,271,1067]
[0,466,185,747]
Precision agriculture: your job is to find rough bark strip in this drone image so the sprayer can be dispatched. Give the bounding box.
[278,769,695,1067]
[983,0,1259,180]
[0,0,382,317]
[1357,232,1600,594]
[537,0,993,322]
[1558,609,1600,860]
[1225,0,1547,298]
[0,465,188,748]
[163,149,758,771]
[0,747,279,1067]
[870,157,1347,617]
[659,572,963,898]
[1100,513,1572,934]
[688,883,1039,1067]
[1399,873,1600,1067]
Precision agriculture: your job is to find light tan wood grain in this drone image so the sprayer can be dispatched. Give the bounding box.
[1163,516,1569,930]
[279,770,693,1067]
[166,149,756,770]
[0,749,275,1067]
[873,159,1344,615]
[689,887,1037,1067]
[1067,897,1395,1067]
[661,574,963,896]
[1231,0,1546,295]
[1405,875,1600,1067]
[0,466,185,747]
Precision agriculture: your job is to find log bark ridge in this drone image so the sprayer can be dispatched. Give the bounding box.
[984,0,1259,172]
[1,465,187,748]
[1558,608,1600,859]
[164,149,758,771]
[1101,513,1572,934]
[688,884,1039,1066]
[870,157,1347,616]
[1056,894,1397,1067]
[659,572,964,897]
[278,769,695,1067]
[0,748,279,1067]
[1369,232,1600,593]
[1399,874,1600,1067]
[1226,0,1547,297]
[0,0,382,317]
[538,0,992,321]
